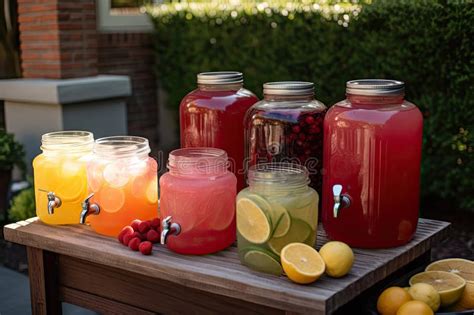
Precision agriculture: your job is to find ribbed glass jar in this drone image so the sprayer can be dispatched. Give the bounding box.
[33,131,94,225]
[237,163,318,275]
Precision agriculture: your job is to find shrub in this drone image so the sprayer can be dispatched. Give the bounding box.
[8,187,35,222]
[147,0,474,210]
[0,129,25,173]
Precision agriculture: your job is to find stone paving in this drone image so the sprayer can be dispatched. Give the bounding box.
[0,266,96,315]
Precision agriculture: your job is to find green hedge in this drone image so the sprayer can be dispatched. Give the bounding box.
[147,0,474,210]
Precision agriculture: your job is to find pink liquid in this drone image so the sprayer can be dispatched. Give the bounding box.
[159,148,237,255]
[180,88,259,191]
[322,95,423,248]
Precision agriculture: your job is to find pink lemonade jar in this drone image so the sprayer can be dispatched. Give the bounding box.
[322,80,423,248]
[180,71,259,191]
[159,147,237,255]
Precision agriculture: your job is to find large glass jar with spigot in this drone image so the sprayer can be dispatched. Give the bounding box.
[322,79,423,248]
[33,131,94,225]
[82,136,158,236]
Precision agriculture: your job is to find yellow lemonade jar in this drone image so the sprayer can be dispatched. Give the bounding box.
[33,131,93,224]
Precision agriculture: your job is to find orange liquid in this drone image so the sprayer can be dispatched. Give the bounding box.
[86,157,159,236]
[33,153,89,225]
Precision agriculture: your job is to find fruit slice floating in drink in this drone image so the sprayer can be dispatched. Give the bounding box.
[237,187,318,275]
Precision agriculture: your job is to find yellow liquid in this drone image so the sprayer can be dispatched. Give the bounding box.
[33,153,89,225]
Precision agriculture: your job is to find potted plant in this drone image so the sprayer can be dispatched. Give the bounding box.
[0,129,25,221]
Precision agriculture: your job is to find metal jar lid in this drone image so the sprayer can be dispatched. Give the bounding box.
[346,79,405,96]
[263,81,314,96]
[197,71,243,85]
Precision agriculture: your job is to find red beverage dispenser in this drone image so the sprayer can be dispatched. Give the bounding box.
[180,71,259,191]
[322,80,423,248]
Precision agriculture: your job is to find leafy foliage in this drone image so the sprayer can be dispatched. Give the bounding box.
[8,187,35,222]
[0,129,25,173]
[147,0,474,210]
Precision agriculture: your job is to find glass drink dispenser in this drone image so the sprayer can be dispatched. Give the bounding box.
[322,79,423,248]
[81,136,158,236]
[33,131,94,225]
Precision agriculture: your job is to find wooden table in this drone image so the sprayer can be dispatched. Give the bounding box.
[4,218,449,315]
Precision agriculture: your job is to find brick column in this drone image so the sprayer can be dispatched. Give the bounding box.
[18,0,98,79]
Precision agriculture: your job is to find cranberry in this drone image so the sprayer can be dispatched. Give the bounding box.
[292,125,301,133]
[299,133,306,141]
[305,116,315,124]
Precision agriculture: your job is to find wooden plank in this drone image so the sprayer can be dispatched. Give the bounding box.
[59,287,155,315]
[4,218,450,314]
[26,247,61,315]
[58,255,282,315]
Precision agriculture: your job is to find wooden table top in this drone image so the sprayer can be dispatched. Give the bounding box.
[4,218,450,314]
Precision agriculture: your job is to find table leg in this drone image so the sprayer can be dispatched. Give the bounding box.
[27,247,62,315]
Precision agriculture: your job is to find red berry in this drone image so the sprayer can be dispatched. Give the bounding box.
[123,233,134,246]
[139,241,153,255]
[132,231,145,241]
[131,219,142,231]
[146,229,160,243]
[128,237,141,251]
[118,226,134,244]
[299,133,306,141]
[138,221,151,233]
[292,125,301,133]
[305,116,315,124]
[150,218,161,229]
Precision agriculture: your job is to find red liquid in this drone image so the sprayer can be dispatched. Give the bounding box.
[322,96,423,248]
[245,107,326,193]
[180,88,259,191]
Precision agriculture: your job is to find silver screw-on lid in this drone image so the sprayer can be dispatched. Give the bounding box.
[263,81,314,96]
[197,71,243,85]
[346,79,405,96]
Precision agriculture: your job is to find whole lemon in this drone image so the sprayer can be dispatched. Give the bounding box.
[377,287,412,315]
[408,283,440,311]
[319,241,354,278]
[396,300,434,315]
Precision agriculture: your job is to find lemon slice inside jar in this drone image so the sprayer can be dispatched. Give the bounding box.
[237,197,272,244]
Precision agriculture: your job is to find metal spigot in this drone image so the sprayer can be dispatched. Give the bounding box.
[333,184,351,218]
[46,192,61,215]
[79,193,100,224]
[160,216,181,245]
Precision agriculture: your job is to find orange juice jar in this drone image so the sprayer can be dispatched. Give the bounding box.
[81,136,158,236]
[33,131,94,225]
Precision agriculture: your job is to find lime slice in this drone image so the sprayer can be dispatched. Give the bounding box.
[272,209,291,238]
[237,197,271,244]
[288,191,319,230]
[268,219,312,255]
[243,249,283,276]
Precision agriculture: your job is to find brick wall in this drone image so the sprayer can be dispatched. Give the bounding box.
[18,0,98,79]
[97,33,159,151]
[16,0,159,151]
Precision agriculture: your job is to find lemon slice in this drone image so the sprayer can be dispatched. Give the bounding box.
[409,271,466,306]
[145,178,158,204]
[268,219,312,255]
[237,197,271,244]
[426,258,474,283]
[281,243,325,284]
[243,249,282,276]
